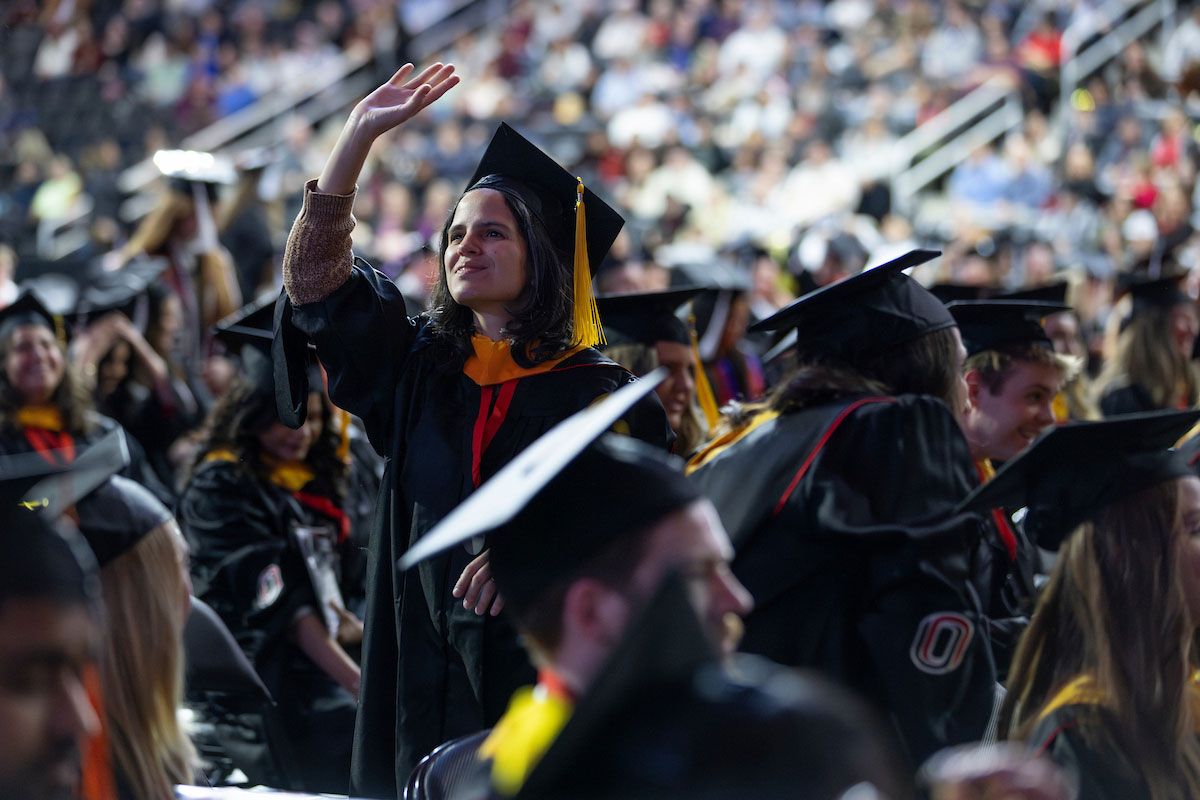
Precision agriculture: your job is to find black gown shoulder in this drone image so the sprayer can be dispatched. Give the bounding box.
[1028,703,1150,800]
[689,392,994,765]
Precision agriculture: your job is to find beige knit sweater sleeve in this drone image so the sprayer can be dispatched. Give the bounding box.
[282,179,358,305]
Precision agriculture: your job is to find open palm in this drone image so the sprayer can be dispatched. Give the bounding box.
[352,63,460,139]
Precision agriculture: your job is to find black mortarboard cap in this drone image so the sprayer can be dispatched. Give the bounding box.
[465,123,624,275]
[0,290,61,344]
[215,291,321,405]
[957,410,1200,550]
[396,372,701,616]
[1122,273,1192,316]
[0,427,130,518]
[75,475,172,567]
[72,256,169,326]
[749,249,953,364]
[596,288,701,347]
[993,281,1069,306]
[947,300,1068,356]
[928,283,990,304]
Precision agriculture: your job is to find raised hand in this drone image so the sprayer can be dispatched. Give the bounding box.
[349,63,460,140]
[317,62,460,195]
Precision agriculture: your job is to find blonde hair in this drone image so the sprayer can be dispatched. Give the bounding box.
[99,521,197,799]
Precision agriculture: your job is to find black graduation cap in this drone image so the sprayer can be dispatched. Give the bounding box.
[0,427,130,518]
[957,409,1200,550]
[946,300,1069,357]
[595,288,702,347]
[215,291,321,401]
[0,290,62,345]
[75,475,172,567]
[72,256,170,326]
[1122,273,1192,315]
[993,281,1069,306]
[395,371,701,617]
[466,123,624,276]
[748,249,953,364]
[928,283,990,304]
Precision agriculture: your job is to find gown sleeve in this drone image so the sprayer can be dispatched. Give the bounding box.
[1028,706,1150,800]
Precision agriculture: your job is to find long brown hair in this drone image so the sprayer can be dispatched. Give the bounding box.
[1000,479,1200,800]
[1097,306,1200,410]
[99,521,198,798]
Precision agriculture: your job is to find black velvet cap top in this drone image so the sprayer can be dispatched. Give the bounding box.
[215,291,322,401]
[1123,273,1193,315]
[958,409,1200,550]
[465,123,624,274]
[596,288,703,347]
[0,291,58,344]
[396,373,701,616]
[946,300,1069,356]
[748,249,954,364]
[993,281,1069,305]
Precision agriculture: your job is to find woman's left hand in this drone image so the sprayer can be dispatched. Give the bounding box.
[453,549,505,617]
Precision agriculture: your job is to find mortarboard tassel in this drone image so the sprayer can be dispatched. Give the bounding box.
[337,407,351,463]
[572,178,605,348]
[689,302,721,430]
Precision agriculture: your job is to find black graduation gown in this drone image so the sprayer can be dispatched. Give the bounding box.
[688,393,996,766]
[288,263,673,797]
[1027,704,1151,800]
[178,459,357,793]
[1098,382,1157,416]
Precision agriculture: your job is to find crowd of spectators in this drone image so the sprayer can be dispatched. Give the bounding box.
[3,0,1200,371]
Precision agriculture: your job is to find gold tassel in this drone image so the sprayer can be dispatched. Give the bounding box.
[689,302,720,430]
[571,178,605,347]
[337,407,351,464]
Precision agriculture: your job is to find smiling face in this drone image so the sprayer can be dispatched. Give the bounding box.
[4,324,65,407]
[443,189,529,334]
[652,340,695,431]
[964,359,1063,462]
[257,391,323,463]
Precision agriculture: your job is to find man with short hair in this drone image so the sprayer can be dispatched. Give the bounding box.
[0,511,102,800]
[951,301,1078,471]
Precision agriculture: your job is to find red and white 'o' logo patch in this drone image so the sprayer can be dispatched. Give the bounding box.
[909,612,974,675]
[255,564,284,610]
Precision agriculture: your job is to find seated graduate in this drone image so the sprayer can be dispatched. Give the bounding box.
[398,378,750,795]
[946,299,1079,674]
[0,458,103,800]
[178,307,358,794]
[596,287,721,456]
[67,434,199,800]
[1096,273,1200,416]
[276,63,672,794]
[960,410,1200,800]
[0,292,170,503]
[402,379,911,800]
[687,249,996,766]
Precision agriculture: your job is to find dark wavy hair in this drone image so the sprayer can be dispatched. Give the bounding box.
[0,325,98,437]
[188,375,346,499]
[426,187,575,368]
